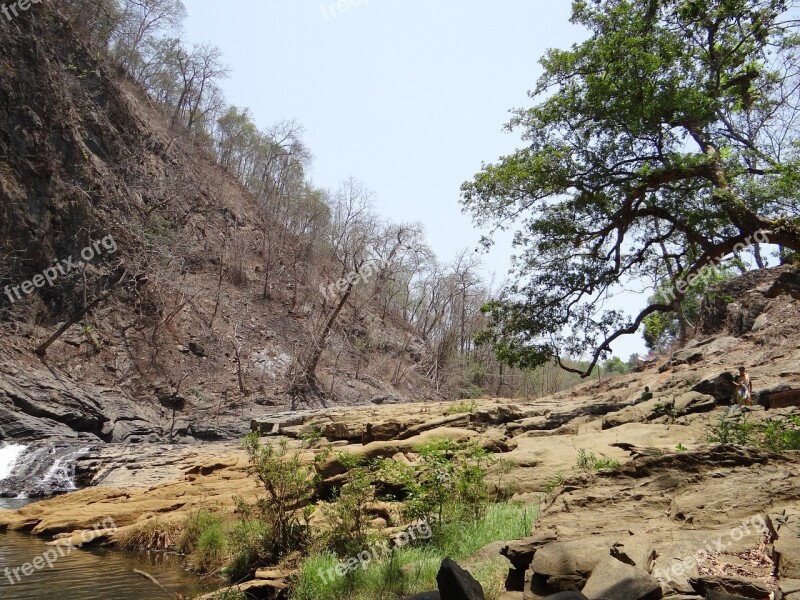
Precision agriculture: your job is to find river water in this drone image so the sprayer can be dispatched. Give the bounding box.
[0,499,213,599]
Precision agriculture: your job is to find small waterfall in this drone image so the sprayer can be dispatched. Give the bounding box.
[0,444,27,481]
[0,442,94,498]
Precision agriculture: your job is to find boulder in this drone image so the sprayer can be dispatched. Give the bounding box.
[530,538,613,581]
[580,556,662,600]
[691,372,737,404]
[437,558,485,600]
[543,593,590,600]
[502,532,558,570]
[610,535,656,573]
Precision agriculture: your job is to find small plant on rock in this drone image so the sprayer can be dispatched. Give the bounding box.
[444,400,478,416]
[575,449,620,472]
[707,411,755,445]
[300,424,324,449]
[653,399,681,423]
[543,472,565,494]
[761,416,800,453]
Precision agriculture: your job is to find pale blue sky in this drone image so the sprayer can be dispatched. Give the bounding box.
[181,0,648,359]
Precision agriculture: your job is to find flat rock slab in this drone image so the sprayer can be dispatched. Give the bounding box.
[775,535,800,579]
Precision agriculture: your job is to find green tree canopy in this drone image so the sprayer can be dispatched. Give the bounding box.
[463,0,800,376]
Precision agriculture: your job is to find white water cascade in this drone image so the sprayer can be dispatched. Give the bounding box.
[0,442,93,498]
[0,443,27,482]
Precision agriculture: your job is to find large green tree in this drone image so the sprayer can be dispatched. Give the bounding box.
[462,0,800,376]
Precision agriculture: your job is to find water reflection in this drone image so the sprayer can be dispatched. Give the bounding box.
[0,525,214,599]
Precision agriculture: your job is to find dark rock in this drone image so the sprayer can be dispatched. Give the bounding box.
[502,532,558,570]
[581,556,662,600]
[692,372,737,404]
[760,386,800,410]
[688,576,773,598]
[187,340,207,357]
[436,558,485,600]
[706,591,757,600]
[401,593,441,600]
[544,593,590,600]
[155,389,187,411]
[371,395,403,405]
[696,266,798,335]
[765,267,800,300]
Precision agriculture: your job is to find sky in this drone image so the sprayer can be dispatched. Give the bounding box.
[180,0,649,359]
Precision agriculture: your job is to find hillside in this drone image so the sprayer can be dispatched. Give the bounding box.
[0,1,449,445]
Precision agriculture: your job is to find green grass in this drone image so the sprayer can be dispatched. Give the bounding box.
[291,502,537,600]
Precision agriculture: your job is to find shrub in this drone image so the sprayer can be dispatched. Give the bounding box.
[761,416,800,453]
[321,453,375,556]
[382,439,495,526]
[190,520,228,572]
[225,517,271,582]
[240,433,316,562]
[177,509,226,555]
[543,472,565,494]
[707,411,756,445]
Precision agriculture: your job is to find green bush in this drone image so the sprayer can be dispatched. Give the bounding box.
[190,521,228,572]
[761,416,800,453]
[225,517,272,582]
[177,509,226,555]
[707,411,756,445]
[543,472,565,494]
[380,439,494,526]
[321,453,375,557]
[240,433,316,562]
